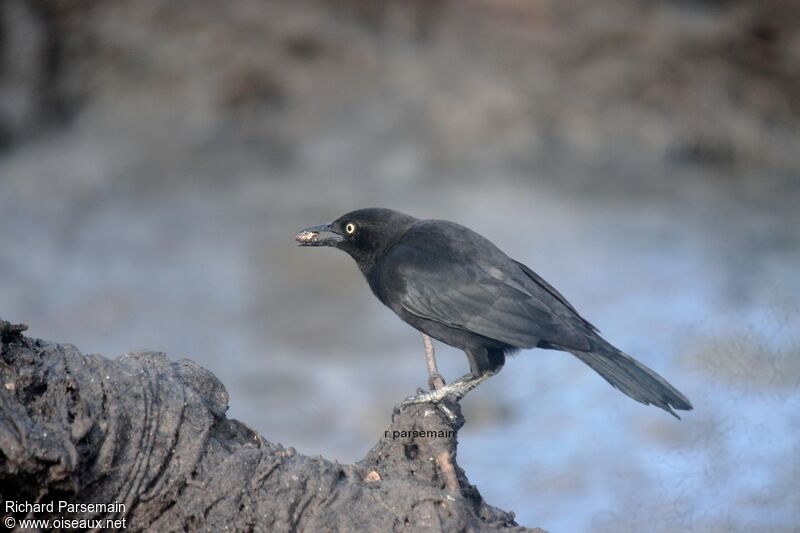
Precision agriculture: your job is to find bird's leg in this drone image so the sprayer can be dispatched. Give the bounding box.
[398,369,497,408]
[422,333,446,390]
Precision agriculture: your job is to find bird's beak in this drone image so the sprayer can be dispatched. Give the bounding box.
[295,223,343,247]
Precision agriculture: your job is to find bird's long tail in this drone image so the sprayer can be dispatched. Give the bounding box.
[567,340,693,419]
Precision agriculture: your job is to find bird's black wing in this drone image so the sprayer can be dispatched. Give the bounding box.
[512,259,599,333]
[380,221,593,351]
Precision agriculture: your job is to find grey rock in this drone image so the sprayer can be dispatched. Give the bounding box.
[0,319,542,532]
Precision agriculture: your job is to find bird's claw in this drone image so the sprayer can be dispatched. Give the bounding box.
[392,373,492,422]
[398,388,450,407]
[393,389,460,422]
[436,401,458,421]
[397,379,468,407]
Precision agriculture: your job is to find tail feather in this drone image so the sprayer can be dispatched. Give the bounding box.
[567,341,693,419]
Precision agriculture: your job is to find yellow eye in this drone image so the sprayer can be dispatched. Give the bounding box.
[345,222,356,235]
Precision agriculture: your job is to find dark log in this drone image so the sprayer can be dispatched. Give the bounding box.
[0,319,542,532]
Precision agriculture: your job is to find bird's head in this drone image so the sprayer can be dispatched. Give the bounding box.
[296,208,419,272]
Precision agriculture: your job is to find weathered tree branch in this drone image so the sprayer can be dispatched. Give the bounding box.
[0,319,542,532]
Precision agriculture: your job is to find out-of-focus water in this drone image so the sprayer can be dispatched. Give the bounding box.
[2,131,798,531]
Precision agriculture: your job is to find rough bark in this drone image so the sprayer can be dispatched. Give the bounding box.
[0,319,542,532]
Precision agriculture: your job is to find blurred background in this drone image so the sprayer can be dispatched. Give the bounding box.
[1,0,799,530]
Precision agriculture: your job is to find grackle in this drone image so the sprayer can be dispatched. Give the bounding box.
[296,208,692,418]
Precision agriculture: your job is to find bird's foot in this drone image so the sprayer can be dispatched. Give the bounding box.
[394,371,496,421]
[394,390,460,422]
[400,379,469,405]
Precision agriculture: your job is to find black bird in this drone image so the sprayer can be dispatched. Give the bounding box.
[296,208,693,418]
